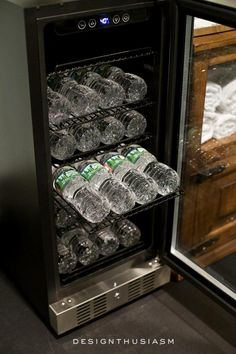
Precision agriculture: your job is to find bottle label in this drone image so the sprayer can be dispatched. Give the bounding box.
[124,147,145,164]
[79,162,102,182]
[54,169,79,192]
[103,155,125,172]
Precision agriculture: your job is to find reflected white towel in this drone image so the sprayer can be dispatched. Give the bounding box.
[213,113,236,139]
[204,82,222,112]
[220,80,236,115]
[201,111,216,144]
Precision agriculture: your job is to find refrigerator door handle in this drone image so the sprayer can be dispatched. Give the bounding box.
[194,163,227,183]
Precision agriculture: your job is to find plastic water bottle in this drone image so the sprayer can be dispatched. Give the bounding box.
[57,239,78,274]
[49,130,77,160]
[97,153,157,205]
[53,166,110,223]
[48,76,101,116]
[120,145,180,195]
[75,160,135,214]
[47,87,74,124]
[59,228,99,266]
[55,207,76,229]
[79,71,126,109]
[98,116,125,145]
[49,112,70,128]
[89,227,119,256]
[69,122,101,152]
[112,219,141,247]
[99,65,147,103]
[117,110,147,138]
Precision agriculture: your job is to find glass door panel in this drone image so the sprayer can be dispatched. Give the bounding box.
[172,16,236,300]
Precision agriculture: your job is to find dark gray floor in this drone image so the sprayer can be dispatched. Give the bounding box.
[207,253,236,292]
[0,269,235,354]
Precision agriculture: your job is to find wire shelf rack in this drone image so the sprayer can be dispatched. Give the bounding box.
[54,188,183,235]
[48,47,157,79]
[49,97,155,131]
[52,132,152,165]
[55,187,182,284]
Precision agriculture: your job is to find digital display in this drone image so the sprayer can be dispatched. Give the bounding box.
[99,17,110,25]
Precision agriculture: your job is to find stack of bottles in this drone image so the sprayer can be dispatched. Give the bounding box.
[53,145,180,224]
[55,206,142,274]
[49,105,147,160]
[47,65,148,160]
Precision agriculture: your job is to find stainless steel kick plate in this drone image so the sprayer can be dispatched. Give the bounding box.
[49,259,170,335]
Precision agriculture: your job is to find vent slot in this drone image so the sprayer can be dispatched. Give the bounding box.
[128,278,142,301]
[142,272,156,294]
[93,295,107,316]
[76,303,91,325]
[128,271,157,301]
[75,295,108,326]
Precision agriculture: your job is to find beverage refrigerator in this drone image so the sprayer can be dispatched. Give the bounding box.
[0,0,235,335]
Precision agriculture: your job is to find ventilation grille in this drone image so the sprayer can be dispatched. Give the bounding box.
[142,272,156,294]
[76,294,107,326]
[93,295,107,317]
[128,278,142,301]
[128,270,157,301]
[76,302,91,326]
[75,271,158,326]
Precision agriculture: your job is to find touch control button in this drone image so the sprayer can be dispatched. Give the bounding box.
[122,13,130,23]
[88,18,96,28]
[113,15,120,24]
[78,20,86,30]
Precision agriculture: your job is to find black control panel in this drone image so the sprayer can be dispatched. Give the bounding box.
[55,8,150,35]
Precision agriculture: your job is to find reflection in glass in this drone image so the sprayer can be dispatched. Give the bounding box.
[172,17,236,298]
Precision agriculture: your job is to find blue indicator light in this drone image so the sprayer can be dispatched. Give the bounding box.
[100,17,110,25]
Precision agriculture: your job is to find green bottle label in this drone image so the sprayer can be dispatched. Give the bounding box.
[79,162,102,182]
[125,147,145,164]
[54,169,79,192]
[103,155,125,172]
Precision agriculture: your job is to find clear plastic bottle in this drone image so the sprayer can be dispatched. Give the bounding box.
[99,65,148,103]
[49,130,77,160]
[97,153,157,205]
[53,166,110,223]
[120,145,180,195]
[89,227,119,256]
[47,87,74,125]
[98,116,125,145]
[117,110,147,138]
[112,219,141,247]
[57,238,78,274]
[79,71,125,109]
[59,228,99,266]
[49,112,70,128]
[69,122,101,152]
[75,160,135,214]
[55,207,76,229]
[48,76,101,116]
